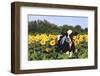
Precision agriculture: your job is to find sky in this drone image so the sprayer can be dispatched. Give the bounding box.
[28,15,88,29]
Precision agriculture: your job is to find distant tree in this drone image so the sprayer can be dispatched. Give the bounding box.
[28,20,87,35]
[75,25,81,30]
[84,28,88,34]
[61,25,69,32]
[74,25,82,34]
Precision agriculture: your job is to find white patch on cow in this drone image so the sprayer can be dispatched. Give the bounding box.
[69,42,72,48]
[57,35,61,41]
[67,30,72,35]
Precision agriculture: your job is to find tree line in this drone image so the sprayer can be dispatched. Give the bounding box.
[28,19,88,35]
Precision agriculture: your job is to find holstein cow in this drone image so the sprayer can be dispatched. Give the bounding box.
[57,30,75,57]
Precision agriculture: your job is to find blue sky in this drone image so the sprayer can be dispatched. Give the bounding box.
[28,15,88,29]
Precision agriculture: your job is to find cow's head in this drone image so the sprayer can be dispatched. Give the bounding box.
[67,30,74,43]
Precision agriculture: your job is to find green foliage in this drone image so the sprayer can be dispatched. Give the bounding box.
[28,42,88,60]
[28,20,88,35]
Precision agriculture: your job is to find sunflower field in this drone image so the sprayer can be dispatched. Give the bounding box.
[28,34,88,60]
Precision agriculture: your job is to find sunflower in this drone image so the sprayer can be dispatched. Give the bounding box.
[74,39,80,46]
[40,40,46,45]
[79,35,84,42]
[50,40,56,46]
[86,36,88,42]
[28,35,35,44]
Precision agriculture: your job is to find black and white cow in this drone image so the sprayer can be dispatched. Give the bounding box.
[57,30,75,57]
